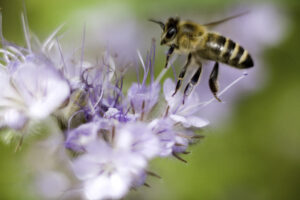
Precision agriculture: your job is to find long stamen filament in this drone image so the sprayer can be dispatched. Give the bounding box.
[155,54,177,84]
[21,13,32,53]
[179,72,248,115]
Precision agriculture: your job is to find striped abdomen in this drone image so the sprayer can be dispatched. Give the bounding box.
[197,33,253,68]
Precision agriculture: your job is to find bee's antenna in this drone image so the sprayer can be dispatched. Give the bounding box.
[149,19,165,30]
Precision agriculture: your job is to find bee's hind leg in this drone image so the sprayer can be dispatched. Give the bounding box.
[172,53,192,96]
[182,60,202,104]
[209,62,222,102]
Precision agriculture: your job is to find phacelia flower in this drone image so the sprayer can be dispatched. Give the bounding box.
[163,78,210,128]
[0,54,70,130]
[72,140,147,200]
[65,122,99,152]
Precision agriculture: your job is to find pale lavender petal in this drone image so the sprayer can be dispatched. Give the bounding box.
[72,140,147,200]
[173,135,189,153]
[65,122,99,152]
[127,83,160,114]
[2,109,27,130]
[12,58,70,119]
[115,122,160,159]
[72,155,102,180]
[170,114,209,128]
[35,171,70,199]
[149,119,176,157]
[163,78,182,112]
[84,173,130,200]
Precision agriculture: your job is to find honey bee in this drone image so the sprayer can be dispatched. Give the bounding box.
[150,13,254,102]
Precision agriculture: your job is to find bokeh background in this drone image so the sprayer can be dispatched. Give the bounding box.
[0,0,299,199]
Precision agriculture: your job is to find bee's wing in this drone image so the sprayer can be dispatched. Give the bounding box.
[203,11,249,28]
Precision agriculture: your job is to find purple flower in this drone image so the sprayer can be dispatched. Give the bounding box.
[0,55,70,129]
[72,140,147,200]
[65,122,99,152]
[131,171,147,188]
[114,122,161,159]
[35,171,70,199]
[0,109,27,130]
[163,78,209,128]
[127,42,159,116]
[127,83,160,115]
[103,107,135,123]
[172,130,195,154]
[149,118,176,157]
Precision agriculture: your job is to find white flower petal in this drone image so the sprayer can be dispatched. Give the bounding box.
[163,78,176,106]
[170,114,188,125]
[12,61,70,119]
[3,109,27,130]
[84,174,129,200]
[185,115,209,128]
[36,171,70,199]
[170,114,209,128]
[115,123,160,159]
[72,156,101,180]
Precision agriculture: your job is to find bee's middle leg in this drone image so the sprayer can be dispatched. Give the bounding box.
[172,53,192,96]
[182,60,202,104]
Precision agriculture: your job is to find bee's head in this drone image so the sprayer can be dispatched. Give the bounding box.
[149,17,179,46]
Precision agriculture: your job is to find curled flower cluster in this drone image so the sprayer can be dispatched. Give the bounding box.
[0,13,247,200]
[63,41,211,199]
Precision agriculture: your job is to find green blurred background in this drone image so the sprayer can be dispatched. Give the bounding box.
[0,0,299,199]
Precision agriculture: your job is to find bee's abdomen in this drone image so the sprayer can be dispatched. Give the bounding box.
[198,33,253,68]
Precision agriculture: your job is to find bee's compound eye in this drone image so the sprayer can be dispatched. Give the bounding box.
[166,28,176,39]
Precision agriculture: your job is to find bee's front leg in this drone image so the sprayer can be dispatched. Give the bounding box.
[164,45,176,68]
[209,62,222,102]
[172,53,192,97]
